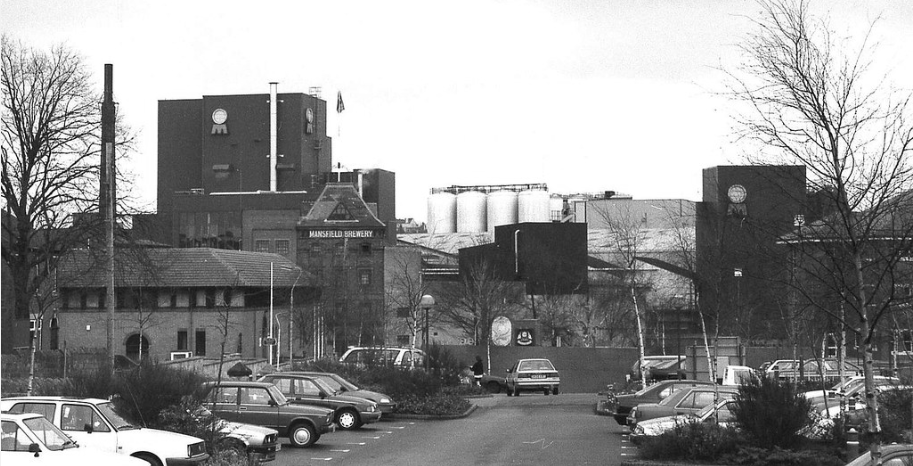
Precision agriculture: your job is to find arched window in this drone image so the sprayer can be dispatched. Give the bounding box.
[125,334,150,362]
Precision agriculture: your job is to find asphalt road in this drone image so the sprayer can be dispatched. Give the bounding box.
[270,393,635,466]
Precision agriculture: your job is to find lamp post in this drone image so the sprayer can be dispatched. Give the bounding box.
[420,295,435,349]
[269,262,274,366]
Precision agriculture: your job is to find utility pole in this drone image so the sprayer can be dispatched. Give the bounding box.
[102,64,116,375]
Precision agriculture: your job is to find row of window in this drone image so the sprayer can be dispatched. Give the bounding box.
[254,239,290,255]
[61,288,245,310]
[307,242,373,256]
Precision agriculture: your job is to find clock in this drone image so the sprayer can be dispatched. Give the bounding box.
[306,108,314,123]
[728,184,747,203]
[212,108,228,125]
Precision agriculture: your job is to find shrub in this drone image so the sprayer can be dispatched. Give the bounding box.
[639,422,742,461]
[875,388,913,443]
[731,376,812,449]
[720,446,843,466]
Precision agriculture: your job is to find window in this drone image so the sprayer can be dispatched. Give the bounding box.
[195,329,207,356]
[237,333,243,354]
[276,239,290,255]
[327,203,354,221]
[1,421,31,452]
[5,402,56,421]
[360,242,371,255]
[396,307,410,318]
[61,404,109,432]
[212,386,238,404]
[50,318,59,350]
[296,379,321,397]
[358,269,371,286]
[255,239,270,253]
[239,388,271,405]
[397,335,410,345]
[177,330,188,351]
[310,243,322,256]
[205,290,216,308]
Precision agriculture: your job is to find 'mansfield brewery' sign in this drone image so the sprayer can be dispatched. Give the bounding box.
[304,229,380,239]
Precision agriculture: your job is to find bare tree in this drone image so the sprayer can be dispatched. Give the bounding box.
[727,0,913,435]
[384,246,430,365]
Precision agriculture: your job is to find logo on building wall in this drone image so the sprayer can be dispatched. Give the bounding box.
[306,230,377,239]
[516,329,535,346]
[306,108,314,134]
[491,316,512,346]
[211,108,229,135]
[727,184,747,217]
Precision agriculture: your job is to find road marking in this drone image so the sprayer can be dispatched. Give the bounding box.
[388,426,406,429]
[310,458,333,461]
[522,438,554,450]
[330,449,350,452]
[362,436,381,439]
[346,442,366,445]
[377,431,394,434]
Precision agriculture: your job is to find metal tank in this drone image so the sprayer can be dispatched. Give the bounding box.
[427,192,457,234]
[457,190,488,233]
[487,190,518,234]
[518,189,550,223]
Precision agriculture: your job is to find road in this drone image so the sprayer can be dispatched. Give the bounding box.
[270,393,636,466]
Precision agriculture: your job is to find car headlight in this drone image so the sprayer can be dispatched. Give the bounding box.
[633,425,644,436]
[188,441,207,457]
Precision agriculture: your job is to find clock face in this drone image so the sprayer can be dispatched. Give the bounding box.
[306,108,314,123]
[728,184,747,203]
[212,108,228,125]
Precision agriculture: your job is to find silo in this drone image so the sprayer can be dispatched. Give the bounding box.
[457,190,487,233]
[518,189,550,223]
[549,196,565,222]
[487,190,518,234]
[427,192,457,234]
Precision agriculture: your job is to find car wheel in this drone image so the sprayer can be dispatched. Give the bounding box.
[337,409,360,430]
[288,422,318,447]
[553,386,559,395]
[543,388,550,396]
[133,453,163,466]
[506,385,513,396]
[486,381,501,394]
[513,386,520,396]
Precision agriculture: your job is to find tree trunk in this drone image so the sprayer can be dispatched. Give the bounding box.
[632,287,647,388]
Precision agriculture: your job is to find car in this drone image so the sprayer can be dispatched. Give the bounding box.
[479,374,509,394]
[627,386,740,428]
[338,346,425,368]
[258,372,382,430]
[802,376,901,406]
[281,371,397,414]
[630,399,736,444]
[765,359,861,380]
[504,358,560,396]
[199,381,335,448]
[1,396,209,466]
[603,380,714,425]
[195,406,280,463]
[2,411,148,466]
[844,443,913,466]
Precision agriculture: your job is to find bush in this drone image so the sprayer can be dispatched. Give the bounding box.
[875,388,913,443]
[720,446,843,466]
[639,422,742,461]
[731,376,812,449]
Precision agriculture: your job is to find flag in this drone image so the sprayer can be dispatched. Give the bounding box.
[337,91,345,113]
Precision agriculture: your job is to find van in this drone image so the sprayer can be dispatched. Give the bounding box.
[339,347,425,367]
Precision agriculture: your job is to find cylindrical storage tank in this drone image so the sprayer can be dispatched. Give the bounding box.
[518,189,550,223]
[487,191,518,234]
[427,192,457,234]
[457,191,487,233]
[549,196,564,222]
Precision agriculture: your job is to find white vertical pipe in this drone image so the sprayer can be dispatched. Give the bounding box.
[270,82,278,192]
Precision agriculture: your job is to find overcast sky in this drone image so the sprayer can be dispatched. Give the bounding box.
[3,0,912,223]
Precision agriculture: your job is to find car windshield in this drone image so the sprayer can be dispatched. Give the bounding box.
[318,376,345,392]
[97,402,136,430]
[331,375,359,391]
[266,385,289,404]
[519,360,554,371]
[23,416,77,451]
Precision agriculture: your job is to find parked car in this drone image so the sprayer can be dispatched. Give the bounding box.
[258,373,381,430]
[1,396,209,466]
[845,443,913,466]
[627,386,740,428]
[195,406,280,463]
[764,359,861,380]
[283,371,396,414]
[721,365,759,386]
[505,358,560,396]
[629,355,685,382]
[199,381,335,448]
[2,411,148,466]
[630,399,736,445]
[479,374,509,394]
[802,376,901,406]
[603,380,713,425]
[338,346,425,367]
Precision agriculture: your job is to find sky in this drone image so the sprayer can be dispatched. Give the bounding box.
[2,0,912,223]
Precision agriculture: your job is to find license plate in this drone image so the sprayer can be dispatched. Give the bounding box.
[531,374,546,379]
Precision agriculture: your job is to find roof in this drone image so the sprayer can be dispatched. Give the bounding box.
[298,183,385,229]
[57,248,305,288]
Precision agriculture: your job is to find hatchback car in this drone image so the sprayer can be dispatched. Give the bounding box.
[603,380,713,425]
[2,411,148,466]
[200,381,335,448]
[1,396,209,466]
[505,358,560,396]
[630,399,736,444]
[339,346,425,367]
[281,371,397,414]
[627,386,740,428]
[258,373,382,430]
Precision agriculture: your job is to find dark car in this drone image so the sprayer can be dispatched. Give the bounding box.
[603,380,713,425]
[845,443,913,466]
[279,371,397,414]
[200,381,335,448]
[627,386,740,428]
[258,373,382,430]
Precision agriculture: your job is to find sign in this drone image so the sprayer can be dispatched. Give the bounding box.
[307,230,377,239]
[263,337,277,346]
[515,328,535,346]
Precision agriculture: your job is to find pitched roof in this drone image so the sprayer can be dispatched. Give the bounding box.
[298,183,385,229]
[58,248,305,288]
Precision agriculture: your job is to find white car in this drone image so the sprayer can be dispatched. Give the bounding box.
[1,396,209,466]
[630,399,735,444]
[2,411,147,466]
[339,347,425,367]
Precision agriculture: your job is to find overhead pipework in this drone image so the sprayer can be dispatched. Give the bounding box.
[269,82,278,192]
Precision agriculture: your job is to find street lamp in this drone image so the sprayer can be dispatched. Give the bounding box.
[420,294,435,370]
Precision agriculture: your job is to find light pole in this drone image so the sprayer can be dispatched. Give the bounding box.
[269,262,274,366]
[420,295,435,349]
